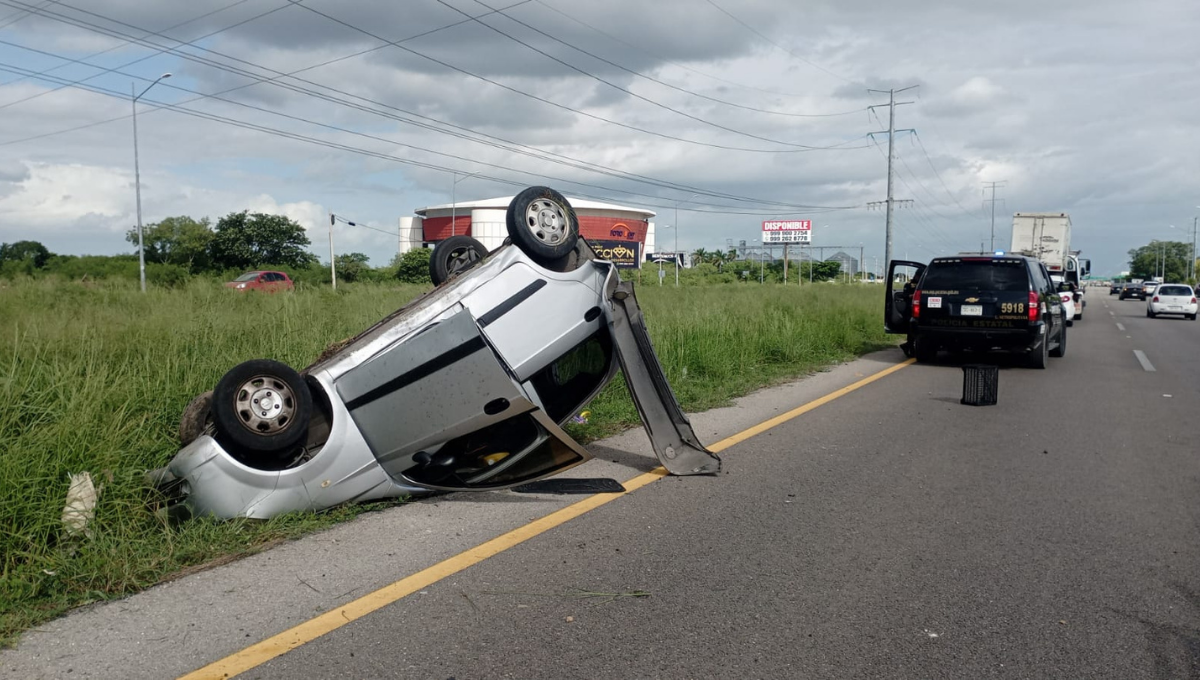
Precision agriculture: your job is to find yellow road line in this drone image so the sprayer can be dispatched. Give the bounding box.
[707,358,916,453]
[179,357,915,680]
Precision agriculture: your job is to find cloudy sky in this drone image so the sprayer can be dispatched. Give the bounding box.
[1,0,1197,275]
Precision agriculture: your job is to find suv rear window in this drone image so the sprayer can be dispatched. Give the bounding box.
[921,260,1029,292]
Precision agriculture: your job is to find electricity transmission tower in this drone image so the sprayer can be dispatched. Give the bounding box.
[867,86,918,270]
[982,181,1006,251]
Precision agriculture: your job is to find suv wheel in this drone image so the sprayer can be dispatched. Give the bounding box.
[1028,334,1049,369]
[1050,324,1066,358]
[913,337,938,363]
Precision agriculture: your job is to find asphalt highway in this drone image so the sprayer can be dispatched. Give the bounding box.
[5,290,1198,679]
[241,291,1200,679]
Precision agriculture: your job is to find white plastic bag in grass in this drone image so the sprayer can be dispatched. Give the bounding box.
[62,472,99,538]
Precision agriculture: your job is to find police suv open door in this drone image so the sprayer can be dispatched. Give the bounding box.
[885,260,926,334]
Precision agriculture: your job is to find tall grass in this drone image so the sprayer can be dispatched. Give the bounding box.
[0,276,893,644]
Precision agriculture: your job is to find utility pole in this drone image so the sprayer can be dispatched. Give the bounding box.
[328,212,337,290]
[1188,215,1198,281]
[982,181,1006,251]
[867,86,917,271]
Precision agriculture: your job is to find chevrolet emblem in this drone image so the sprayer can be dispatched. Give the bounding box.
[965,297,980,303]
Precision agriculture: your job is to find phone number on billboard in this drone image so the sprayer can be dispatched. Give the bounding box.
[761,231,811,243]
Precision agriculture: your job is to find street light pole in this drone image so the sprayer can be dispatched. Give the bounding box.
[673,193,700,287]
[131,73,171,293]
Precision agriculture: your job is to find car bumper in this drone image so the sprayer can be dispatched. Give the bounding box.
[1148,302,1198,315]
[911,321,1045,351]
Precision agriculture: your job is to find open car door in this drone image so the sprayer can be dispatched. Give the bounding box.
[884,260,926,334]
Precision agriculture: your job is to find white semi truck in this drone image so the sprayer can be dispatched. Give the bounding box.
[1011,212,1090,320]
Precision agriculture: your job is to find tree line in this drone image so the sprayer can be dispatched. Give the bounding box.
[0,212,435,286]
[1125,240,1196,284]
[689,247,845,282]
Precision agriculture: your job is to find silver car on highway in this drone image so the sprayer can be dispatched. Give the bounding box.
[149,187,720,520]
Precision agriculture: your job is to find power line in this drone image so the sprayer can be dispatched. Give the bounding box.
[0,42,858,214]
[0,0,866,212]
[701,0,854,84]
[437,0,841,145]
[866,134,962,250]
[286,0,863,153]
[0,0,278,109]
[0,0,53,30]
[0,60,855,217]
[534,0,836,102]
[1,0,865,155]
[479,0,868,119]
[911,132,984,221]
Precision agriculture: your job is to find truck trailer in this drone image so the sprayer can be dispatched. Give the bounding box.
[1011,212,1090,320]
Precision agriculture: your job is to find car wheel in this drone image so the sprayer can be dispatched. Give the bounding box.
[505,186,580,265]
[212,359,312,468]
[1028,333,1049,369]
[1147,309,1156,318]
[179,390,213,446]
[1189,314,1197,321]
[913,337,938,363]
[430,235,488,286]
[1050,324,1066,357]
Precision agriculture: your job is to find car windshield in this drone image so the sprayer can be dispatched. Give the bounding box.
[921,260,1028,292]
[1157,285,1191,296]
[234,272,261,282]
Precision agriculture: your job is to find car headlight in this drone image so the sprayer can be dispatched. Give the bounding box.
[237,283,247,289]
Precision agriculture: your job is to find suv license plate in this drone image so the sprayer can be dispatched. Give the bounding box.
[961,304,983,316]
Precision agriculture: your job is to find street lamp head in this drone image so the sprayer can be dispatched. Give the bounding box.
[160,73,172,79]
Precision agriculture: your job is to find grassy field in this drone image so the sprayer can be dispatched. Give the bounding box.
[0,276,895,645]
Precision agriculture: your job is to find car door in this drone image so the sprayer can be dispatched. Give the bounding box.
[1034,262,1063,332]
[333,307,591,492]
[884,260,926,334]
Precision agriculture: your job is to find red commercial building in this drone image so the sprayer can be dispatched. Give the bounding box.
[400,195,658,267]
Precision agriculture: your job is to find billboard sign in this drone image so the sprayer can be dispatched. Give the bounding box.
[761,220,812,243]
[592,240,641,268]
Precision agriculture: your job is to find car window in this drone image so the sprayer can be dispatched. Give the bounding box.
[1158,285,1191,296]
[529,330,613,423]
[1032,263,1052,292]
[234,272,260,282]
[266,273,282,282]
[921,260,1029,291]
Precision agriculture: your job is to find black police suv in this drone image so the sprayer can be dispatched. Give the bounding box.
[884,254,1067,368]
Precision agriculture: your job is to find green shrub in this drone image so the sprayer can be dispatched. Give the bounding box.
[395,248,432,284]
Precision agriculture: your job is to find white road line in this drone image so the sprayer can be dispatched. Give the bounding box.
[1116,323,1126,331]
[1109,311,1115,316]
[1134,350,1156,372]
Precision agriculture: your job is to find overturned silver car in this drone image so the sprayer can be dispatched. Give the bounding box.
[151,187,720,520]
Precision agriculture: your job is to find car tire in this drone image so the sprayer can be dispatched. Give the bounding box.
[912,337,938,363]
[1189,314,1197,321]
[179,390,214,446]
[505,186,580,265]
[1050,324,1066,357]
[430,235,488,286]
[1147,309,1156,318]
[212,359,312,468]
[1028,333,1049,369]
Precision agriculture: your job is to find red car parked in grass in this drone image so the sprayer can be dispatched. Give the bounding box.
[225,270,294,292]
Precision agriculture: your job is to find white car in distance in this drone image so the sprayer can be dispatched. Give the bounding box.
[1147,284,1198,320]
